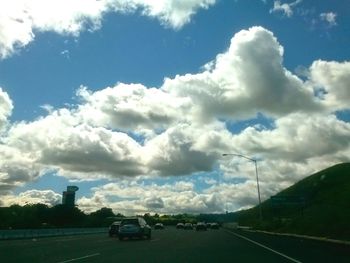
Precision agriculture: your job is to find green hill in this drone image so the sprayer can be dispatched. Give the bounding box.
[235,163,350,240]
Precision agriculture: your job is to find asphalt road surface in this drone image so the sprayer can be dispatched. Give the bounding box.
[0,227,349,262]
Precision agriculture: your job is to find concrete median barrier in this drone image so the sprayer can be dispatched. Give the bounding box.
[0,228,108,240]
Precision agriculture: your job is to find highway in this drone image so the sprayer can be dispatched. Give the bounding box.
[0,227,349,262]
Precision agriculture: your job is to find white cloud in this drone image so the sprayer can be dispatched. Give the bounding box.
[163,26,323,120]
[229,113,350,162]
[0,0,217,59]
[0,0,106,58]
[76,180,226,214]
[143,122,230,176]
[320,12,337,27]
[309,60,350,111]
[0,25,349,214]
[75,177,286,215]
[0,143,42,194]
[0,87,13,130]
[2,189,61,206]
[134,0,217,29]
[5,112,146,180]
[270,0,302,17]
[76,84,188,132]
[144,196,165,209]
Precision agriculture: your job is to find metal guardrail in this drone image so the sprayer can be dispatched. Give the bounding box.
[0,228,108,240]
[222,223,252,231]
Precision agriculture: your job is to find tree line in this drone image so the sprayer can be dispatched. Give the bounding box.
[0,204,235,229]
[0,204,119,229]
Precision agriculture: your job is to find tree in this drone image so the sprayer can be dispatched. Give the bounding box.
[87,207,116,227]
[48,205,86,227]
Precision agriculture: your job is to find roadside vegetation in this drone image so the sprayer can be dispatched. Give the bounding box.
[235,163,350,241]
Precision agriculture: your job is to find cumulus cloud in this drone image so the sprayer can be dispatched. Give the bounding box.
[163,26,323,120]
[75,177,286,215]
[76,84,188,132]
[0,87,13,130]
[0,144,42,194]
[5,110,146,180]
[144,197,165,209]
[143,122,229,176]
[0,25,349,214]
[76,180,226,214]
[230,113,350,162]
[2,189,61,206]
[0,0,216,59]
[309,60,350,111]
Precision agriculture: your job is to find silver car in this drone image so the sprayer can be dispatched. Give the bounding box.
[118,217,152,241]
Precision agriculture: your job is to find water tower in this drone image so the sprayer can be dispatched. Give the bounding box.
[62,186,79,207]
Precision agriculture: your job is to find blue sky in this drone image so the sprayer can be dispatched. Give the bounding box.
[0,0,349,215]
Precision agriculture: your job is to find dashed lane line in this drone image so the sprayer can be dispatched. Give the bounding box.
[57,253,100,263]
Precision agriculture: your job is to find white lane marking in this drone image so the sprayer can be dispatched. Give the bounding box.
[57,253,100,263]
[225,230,303,263]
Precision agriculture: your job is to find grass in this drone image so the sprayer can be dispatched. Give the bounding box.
[235,163,350,240]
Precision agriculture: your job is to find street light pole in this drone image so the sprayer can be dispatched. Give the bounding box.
[222,153,263,221]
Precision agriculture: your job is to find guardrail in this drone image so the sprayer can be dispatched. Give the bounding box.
[222,223,252,231]
[0,228,108,240]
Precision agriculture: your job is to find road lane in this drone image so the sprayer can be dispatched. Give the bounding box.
[228,229,350,263]
[140,227,293,262]
[0,227,349,262]
[0,234,105,263]
[0,228,291,262]
[225,230,302,263]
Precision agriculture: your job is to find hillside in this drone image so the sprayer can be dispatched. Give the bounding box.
[235,163,350,240]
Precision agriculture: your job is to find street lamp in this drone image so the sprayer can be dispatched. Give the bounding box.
[222,153,263,221]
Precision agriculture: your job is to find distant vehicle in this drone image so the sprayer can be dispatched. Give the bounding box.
[195,222,207,231]
[108,221,121,237]
[154,223,164,229]
[206,223,212,228]
[118,217,151,241]
[210,223,220,229]
[184,223,193,230]
[176,223,184,229]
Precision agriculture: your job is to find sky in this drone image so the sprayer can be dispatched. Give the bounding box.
[0,0,349,215]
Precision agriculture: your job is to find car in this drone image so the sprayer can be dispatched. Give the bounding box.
[195,222,207,231]
[118,217,151,241]
[108,221,121,237]
[154,223,164,229]
[176,223,184,229]
[184,223,193,230]
[210,223,220,229]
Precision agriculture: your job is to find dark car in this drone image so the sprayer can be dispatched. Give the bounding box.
[210,223,220,229]
[195,222,207,231]
[176,223,184,229]
[118,217,151,241]
[108,221,121,237]
[184,223,193,230]
[154,223,164,229]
